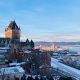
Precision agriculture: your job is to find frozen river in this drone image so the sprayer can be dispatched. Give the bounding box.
[69,46,80,53]
[61,45,80,54]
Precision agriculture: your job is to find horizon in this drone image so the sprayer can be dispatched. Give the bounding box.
[0,0,80,42]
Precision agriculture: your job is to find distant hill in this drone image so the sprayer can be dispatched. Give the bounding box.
[35,41,80,46]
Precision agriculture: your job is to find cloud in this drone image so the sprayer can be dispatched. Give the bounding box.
[0,28,5,37]
[0,28,80,42]
[25,33,80,42]
[20,31,80,42]
[0,32,5,37]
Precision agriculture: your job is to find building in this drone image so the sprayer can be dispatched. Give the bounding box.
[35,44,60,51]
[0,66,25,79]
[0,21,34,53]
[5,20,21,41]
[0,20,51,76]
[0,21,21,53]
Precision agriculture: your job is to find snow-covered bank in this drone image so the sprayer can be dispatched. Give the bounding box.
[51,58,80,80]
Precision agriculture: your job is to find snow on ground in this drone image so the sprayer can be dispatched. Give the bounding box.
[9,62,25,66]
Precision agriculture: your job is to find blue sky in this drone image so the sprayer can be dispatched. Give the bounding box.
[0,0,80,42]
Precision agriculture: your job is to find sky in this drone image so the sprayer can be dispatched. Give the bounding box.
[0,0,80,42]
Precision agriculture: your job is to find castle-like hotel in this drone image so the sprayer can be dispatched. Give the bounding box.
[0,20,34,53]
[5,20,21,41]
[0,21,51,76]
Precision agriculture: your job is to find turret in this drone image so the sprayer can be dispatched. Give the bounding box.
[5,20,21,41]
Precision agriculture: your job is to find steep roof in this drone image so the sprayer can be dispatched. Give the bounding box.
[0,38,10,43]
[0,38,19,45]
[8,21,20,30]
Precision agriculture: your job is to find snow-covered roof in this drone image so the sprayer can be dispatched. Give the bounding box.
[0,55,5,58]
[9,62,25,66]
[0,47,10,50]
[24,50,31,53]
[0,66,25,75]
[39,64,50,69]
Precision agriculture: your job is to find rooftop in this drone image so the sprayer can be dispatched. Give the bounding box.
[7,21,20,30]
[0,66,25,75]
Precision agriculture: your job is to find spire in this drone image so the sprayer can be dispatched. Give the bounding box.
[8,20,20,30]
[30,39,35,48]
[26,38,29,45]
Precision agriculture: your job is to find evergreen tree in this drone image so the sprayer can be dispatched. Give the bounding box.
[30,39,34,48]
